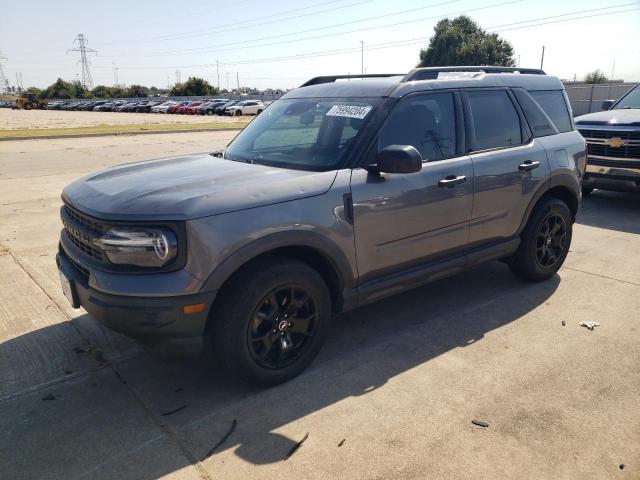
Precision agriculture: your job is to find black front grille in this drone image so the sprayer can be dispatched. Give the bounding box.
[578,129,640,141]
[578,128,640,160]
[61,203,106,262]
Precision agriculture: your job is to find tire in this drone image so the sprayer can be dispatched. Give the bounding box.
[581,187,594,196]
[235,109,242,116]
[207,110,213,115]
[256,109,263,114]
[509,197,572,282]
[209,258,331,386]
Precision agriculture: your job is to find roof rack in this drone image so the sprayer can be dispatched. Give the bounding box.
[300,73,404,87]
[403,66,546,82]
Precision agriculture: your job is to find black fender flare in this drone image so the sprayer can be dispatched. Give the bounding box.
[517,174,581,235]
[200,230,356,297]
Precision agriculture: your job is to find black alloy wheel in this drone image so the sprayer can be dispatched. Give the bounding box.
[535,213,567,269]
[247,285,318,369]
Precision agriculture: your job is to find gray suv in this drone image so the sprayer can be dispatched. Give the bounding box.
[56,67,585,385]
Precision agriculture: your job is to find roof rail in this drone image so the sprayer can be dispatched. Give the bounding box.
[300,73,404,87]
[403,66,546,82]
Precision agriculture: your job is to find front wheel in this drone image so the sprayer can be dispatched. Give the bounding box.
[209,259,331,385]
[509,197,572,282]
[235,109,242,116]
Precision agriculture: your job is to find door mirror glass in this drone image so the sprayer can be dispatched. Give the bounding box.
[601,99,614,111]
[375,145,422,174]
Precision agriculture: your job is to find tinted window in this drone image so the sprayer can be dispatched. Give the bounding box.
[378,93,456,161]
[529,90,572,133]
[468,90,522,150]
[513,89,557,137]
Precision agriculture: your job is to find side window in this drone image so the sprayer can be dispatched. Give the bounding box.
[468,90,522,151]
[378,92,456,161]
[529,90,573,133]
[513,89,557,137]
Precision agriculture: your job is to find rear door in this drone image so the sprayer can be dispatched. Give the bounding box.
[350,91,473,283]
[463,89,550,244]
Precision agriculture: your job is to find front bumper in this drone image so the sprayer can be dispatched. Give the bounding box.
[56,250,216,359]
[584,158,640,193]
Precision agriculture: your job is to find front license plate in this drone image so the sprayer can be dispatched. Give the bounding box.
[59,271,76,307]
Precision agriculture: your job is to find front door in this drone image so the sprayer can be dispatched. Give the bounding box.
[350,91,473,284]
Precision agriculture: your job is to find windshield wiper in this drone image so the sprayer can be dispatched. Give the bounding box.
[210,149,224,158]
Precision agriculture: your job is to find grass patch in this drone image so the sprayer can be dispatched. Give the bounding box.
[0,122,248,139]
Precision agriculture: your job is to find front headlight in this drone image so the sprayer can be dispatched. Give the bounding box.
[94,227,178,267]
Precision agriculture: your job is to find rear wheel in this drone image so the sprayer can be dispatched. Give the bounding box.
[209,258,331,385]
[235,109,242,116]
[509,197,572,282]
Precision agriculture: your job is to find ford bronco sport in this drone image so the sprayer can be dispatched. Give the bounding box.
[57,66,585,385]
[575,82,640,195]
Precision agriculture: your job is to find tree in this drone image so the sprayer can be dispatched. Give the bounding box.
[38,78,88,99]
[170,77,218,96]
[125,84,149,97]
[584,69,608,84]
[418,16,515,67]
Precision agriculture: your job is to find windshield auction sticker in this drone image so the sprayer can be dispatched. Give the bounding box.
[326,105,372,119]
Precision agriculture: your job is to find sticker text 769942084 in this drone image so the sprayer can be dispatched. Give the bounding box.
[326,105,372,120]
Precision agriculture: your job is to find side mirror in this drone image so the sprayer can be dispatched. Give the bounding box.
[601,100,614,111]
[374,145,422,174]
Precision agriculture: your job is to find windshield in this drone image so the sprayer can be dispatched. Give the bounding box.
[614,84,640,109]
[224,97,380,170]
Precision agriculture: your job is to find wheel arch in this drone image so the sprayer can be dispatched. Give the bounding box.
[202,231,356,318]
[518,175,580,235]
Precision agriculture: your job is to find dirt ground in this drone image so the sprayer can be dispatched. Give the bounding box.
[0,132,639,479]
[0,108,250,130]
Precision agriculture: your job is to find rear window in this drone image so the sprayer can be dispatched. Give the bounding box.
[468,90,522,151]
[529,90,573,133]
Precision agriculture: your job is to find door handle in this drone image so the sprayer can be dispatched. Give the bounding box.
[438,175,467,188]
[519,160,540,172]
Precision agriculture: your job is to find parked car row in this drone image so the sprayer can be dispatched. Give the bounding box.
[44,98,267,115]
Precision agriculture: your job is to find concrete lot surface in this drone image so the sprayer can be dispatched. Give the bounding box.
[1,133,639,479]
[0,109,249,131]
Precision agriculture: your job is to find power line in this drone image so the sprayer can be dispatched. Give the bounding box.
[100,0,462,58]
[67,34,97,89]
[98,0,635,60]
[107,4,638,72]
[98,0,373,46]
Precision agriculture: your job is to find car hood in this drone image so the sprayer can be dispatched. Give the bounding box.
[575,109,640,126]
[63,154,338,221]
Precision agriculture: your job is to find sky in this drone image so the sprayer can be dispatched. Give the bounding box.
[1,0,639,91]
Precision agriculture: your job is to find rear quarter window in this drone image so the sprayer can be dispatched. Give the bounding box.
[529,90,573,133]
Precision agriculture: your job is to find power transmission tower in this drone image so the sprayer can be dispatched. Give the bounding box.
[0,53,10,94]
[112,62,119,87]
[67,34,97,89]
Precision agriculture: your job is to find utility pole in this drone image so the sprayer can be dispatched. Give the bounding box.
[67,34,97,89]
[236,72,240,93]
[15,73,21,92]
[175,69,181,85]
[216,60,220,91]
[540,45,545,70]
[607,60,616,99]
[517,55,521,68]
[226,72,229,92]
[360,41,364,76]
[112,63,119,88]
